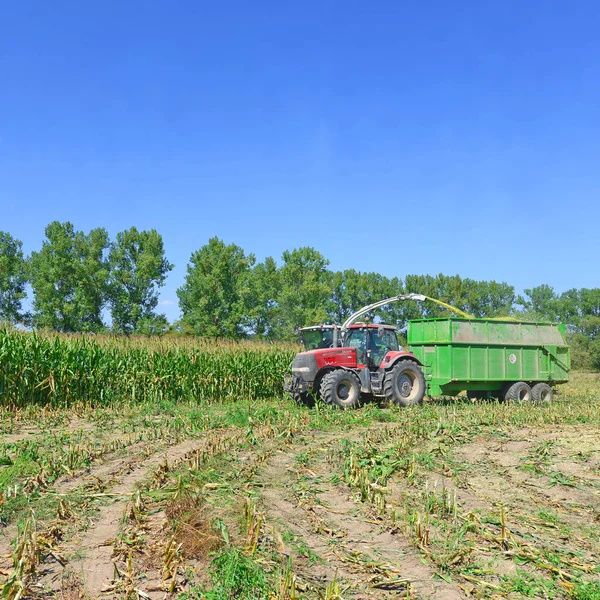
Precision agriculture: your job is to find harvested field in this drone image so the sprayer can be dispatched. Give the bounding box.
[1,373,599,599]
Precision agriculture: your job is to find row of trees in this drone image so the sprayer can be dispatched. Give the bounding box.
[175,239,519,338]
[175,237,600,369]
[1,228,599,368]
[0,224,172,334]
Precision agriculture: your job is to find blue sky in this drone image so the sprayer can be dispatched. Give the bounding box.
[2,1,599,323]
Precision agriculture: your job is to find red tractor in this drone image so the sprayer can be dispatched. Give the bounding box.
[284,294,427,408]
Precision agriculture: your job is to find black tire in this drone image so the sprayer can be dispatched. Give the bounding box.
[503,381,532,402]
[531,382,553,403]
[319,370,362,409]
[383,360,426,407]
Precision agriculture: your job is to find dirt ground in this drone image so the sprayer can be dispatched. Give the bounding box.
[1,375,599,599]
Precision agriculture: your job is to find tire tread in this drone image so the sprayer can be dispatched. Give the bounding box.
[531,382,553,403]
[319,370,361,409]
[383,360,426,406]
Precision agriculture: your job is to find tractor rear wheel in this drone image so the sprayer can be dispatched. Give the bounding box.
[531,382,553,403]
[319,370,361,409]
[383,360,426,407]
[503,381,531,402]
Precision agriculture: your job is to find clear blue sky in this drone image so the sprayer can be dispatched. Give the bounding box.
[2,1,599,323]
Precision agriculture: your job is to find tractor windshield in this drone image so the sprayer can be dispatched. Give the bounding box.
[369,327,399,365]
[344,329,365,352]
[344,327,399,366]
[344,328,367,363]
[299,328,335,350]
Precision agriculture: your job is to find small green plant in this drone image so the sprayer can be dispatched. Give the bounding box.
[572,581,600,600]
[538,510,560,525]
[204,546,271,600]
[295,450,310,466]
[318,570,346,600]
[505,571,542,596]
[294,539,322,565]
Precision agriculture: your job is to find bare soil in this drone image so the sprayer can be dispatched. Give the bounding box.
[257,438,465,598]
[2,416,599,599]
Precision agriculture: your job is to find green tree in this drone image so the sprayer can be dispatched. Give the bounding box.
[328,270,399,325]
[246,256,280,338]
[134,314,171,336]
[590,339,600,371]
[29,221,110,332]
[450,279,516,318]
[0,231,29,325]
[559,288,600,370]
[400,274,517,328]
[108,227,173,335]
[274,247,331,339]
[177,237,255,338]
[519,284,560,321]
[403,274,443,319]
[577,288,600,337]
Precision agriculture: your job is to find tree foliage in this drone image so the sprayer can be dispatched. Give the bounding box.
[0,231,29,325]
[177,237,255,338]
[273,247,331,339]
[328,270,398,325]
[246,256,280,339]
[3,223,600,369]
[108,227,173,334]
[29,222,110,332]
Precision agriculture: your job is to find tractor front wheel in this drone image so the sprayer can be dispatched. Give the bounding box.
[383,360,426,407]
[319,370,362,409]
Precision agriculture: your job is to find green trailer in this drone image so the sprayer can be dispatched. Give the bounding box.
[408,318,570,402]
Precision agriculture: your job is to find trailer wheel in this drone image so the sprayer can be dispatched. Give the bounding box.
[384,360,426,407]
[319,370,361,409]
[531,383,553,403]
[503,381,532,402]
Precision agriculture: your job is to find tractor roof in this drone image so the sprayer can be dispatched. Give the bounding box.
[298,323,398,332]
[347,323,397,330]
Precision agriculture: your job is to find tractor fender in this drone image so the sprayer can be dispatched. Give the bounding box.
[383,351,423,370]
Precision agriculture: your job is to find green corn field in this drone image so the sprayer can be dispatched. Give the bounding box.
[0,329,297,408]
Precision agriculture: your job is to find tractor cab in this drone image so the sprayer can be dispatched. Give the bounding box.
[298,325,338,350]
[343,324,400,368]
[285,294,428,409]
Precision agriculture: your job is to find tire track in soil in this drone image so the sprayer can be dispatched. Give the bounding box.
[454,436,600,530]
[445,431,600,570]
[55,440,152,494]
[40,437,209,599]
[0,439,162,576]
[3,423,261,596]
[0,529,17,576]
[1,418,97,444]
[256,435,465,599]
